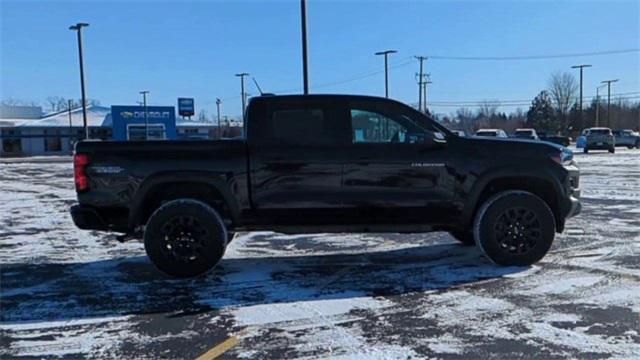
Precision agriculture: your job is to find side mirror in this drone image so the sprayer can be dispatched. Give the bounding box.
[424,131,447,148]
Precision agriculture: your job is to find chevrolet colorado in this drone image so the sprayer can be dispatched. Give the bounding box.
[71,94,581,277]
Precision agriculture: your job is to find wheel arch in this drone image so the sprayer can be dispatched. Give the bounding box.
[129,171,241,229]
[462,169,565,232]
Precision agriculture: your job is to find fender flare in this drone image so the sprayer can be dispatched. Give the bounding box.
[128,171,241,228]
[461,166,565,227]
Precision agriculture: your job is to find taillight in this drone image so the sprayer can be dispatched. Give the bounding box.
[74,153,90,192]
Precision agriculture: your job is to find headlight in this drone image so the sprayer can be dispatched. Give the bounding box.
[551,147,574,166]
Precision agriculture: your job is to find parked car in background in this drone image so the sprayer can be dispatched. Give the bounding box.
[538,132,572,147]
[576,129,588,148]
[451,130,467,137]
[513,128,539,140]
[475,129,508,138]
[583,127,615,153]
[612,129,640,149]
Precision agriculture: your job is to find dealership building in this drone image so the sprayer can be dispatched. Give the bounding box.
[0,105,239,157]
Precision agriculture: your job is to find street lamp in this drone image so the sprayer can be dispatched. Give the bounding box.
[69,22,89,140]
[215,98,222,138]
[300,0,309,94]
[571,64,591,130]
[235,73,249,119]
[601,79,619,128]
[140,91,149,140]
[595,84,606,127]
[375,50,397,98]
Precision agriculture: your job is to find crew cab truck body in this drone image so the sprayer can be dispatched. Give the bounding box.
[71,94,581,277]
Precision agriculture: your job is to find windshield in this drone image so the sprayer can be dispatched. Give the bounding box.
[515,130,533,135]
[590,129,611,135]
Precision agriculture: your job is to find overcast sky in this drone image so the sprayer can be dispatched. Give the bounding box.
[1,0,638,117]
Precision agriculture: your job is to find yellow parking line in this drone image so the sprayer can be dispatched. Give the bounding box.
[195,329,247,360]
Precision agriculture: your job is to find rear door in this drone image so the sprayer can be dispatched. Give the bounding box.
[247,97,350,224]
[341,98,456,224]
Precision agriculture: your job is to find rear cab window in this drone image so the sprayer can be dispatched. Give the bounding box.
[248,97,349,146]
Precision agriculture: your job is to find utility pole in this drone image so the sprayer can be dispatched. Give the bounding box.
[215,98,222,139]
[69,22,89,140]
[235,73,249,119]
[140,91,149,140]
[423,75,432,113]
[601,79,618,128]
[300,0,309,94]
[375,50,397,98]
[415,56,427,111]
[571,64,592,130]
[68,100,73,153]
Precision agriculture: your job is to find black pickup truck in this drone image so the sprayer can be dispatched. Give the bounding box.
[71,94,581,277]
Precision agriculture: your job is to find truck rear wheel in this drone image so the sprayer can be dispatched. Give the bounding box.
[473,191,555,266]
[448,230,475,246]
[144,199,227,277]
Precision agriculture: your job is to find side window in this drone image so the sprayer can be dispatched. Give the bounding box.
[265,108,332,145]
[351,109,408,143]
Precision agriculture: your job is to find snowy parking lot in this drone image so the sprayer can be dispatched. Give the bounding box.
[1,148,639,359]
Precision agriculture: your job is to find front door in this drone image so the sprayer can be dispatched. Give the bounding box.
[341,99,456,224]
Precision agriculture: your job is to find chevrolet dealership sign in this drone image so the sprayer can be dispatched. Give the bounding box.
[111,105,177,140]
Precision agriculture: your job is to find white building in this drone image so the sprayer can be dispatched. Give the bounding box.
[1,105,111,156]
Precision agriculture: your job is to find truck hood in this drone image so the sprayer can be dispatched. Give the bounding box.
[462,136,569,156]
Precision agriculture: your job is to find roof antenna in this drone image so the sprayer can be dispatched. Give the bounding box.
[252,77,264,96]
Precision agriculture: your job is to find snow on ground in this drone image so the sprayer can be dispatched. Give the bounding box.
[1,148,639,359]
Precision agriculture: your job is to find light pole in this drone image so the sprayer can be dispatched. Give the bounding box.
[300,0,309,94]
[67,99,73,153]
[140,91,149,140]
[69,22,89,140]
[215,98,222,139]
[571,64,591,130]
[595,84,606,127]
[601,79,618,128]
[235,73,249,119]
[375,50,397,98]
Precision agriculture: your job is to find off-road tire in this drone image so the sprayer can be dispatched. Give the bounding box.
[144,199,227,277]
[449,230,475,246]
[473,191,556,266]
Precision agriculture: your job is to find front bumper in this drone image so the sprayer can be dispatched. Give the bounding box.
[567,194,581,218]
[70,205,108,231]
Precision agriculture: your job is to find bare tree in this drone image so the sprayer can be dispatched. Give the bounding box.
[45,96,64,112]
[478,100,500,118]
[548,72,578,117]
[2,98,39,107]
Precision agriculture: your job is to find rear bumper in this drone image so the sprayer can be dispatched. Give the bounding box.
[70,205,108,231]
[586,141,614,149]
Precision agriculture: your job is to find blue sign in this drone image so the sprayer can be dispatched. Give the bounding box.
[178,98,195,117]
[111,105,177,141]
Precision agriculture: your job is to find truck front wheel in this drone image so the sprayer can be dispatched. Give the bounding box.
[144,199,227,277]
[473,191,555,266]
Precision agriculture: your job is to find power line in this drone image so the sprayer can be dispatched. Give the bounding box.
[427,95,640,108]
[426,92,640,105]
[426,48,640,61]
